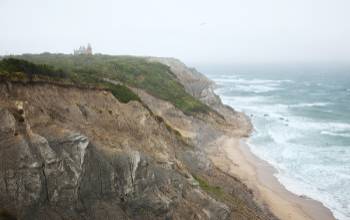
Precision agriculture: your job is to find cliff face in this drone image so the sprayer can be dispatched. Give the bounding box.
[147,57,252,137]
[0,58,274,220]
[0,83,228,220]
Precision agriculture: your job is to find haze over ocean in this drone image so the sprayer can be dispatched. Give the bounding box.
[203,65,350,220]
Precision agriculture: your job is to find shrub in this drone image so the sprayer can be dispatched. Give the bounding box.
[193,175,224,198]
[0,58,67,79]
[105,83,140,103]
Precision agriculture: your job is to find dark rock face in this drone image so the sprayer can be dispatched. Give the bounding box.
[0,112,89,219]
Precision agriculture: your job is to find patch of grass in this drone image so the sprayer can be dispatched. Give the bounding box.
[103,82,140,103]
[106,57,210,115]
[193,175,224,198]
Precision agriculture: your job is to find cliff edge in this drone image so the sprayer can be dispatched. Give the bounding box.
[0,55,275,220]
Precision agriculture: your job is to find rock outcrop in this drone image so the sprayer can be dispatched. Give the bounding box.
[147,57,252,137]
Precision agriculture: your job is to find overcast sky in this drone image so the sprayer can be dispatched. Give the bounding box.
[1,0,349,64]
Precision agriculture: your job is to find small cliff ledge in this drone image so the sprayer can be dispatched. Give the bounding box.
[0,54,274,220]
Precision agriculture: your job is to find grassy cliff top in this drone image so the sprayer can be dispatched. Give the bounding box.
[0,54,211,115]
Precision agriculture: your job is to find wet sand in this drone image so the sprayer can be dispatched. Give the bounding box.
[208,136,335,220]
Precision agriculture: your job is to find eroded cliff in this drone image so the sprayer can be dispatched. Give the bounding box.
[0,56,275,220]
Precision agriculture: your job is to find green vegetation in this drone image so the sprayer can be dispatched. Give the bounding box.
[2,53,211,115]
[104,82,140,103]
[193,175,224,198]
[0,57,139,104]
[0,58,67,79]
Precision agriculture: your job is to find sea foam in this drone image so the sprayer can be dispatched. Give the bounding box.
[210,72,350,220]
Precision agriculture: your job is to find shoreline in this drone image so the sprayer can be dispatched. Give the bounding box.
[208,136,335,220]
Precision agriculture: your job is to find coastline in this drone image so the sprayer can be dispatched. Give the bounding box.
[208,135,336,220]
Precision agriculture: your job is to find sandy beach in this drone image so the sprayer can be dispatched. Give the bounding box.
[208,136,336,220]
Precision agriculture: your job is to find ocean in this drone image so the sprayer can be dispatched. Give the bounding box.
[203,66,350,220]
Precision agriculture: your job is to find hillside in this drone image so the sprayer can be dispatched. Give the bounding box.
[0,54,274,220]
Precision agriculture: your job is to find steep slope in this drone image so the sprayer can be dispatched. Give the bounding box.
[0,55,276,220]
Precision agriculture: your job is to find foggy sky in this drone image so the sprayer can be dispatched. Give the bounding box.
[1,0,350,64]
